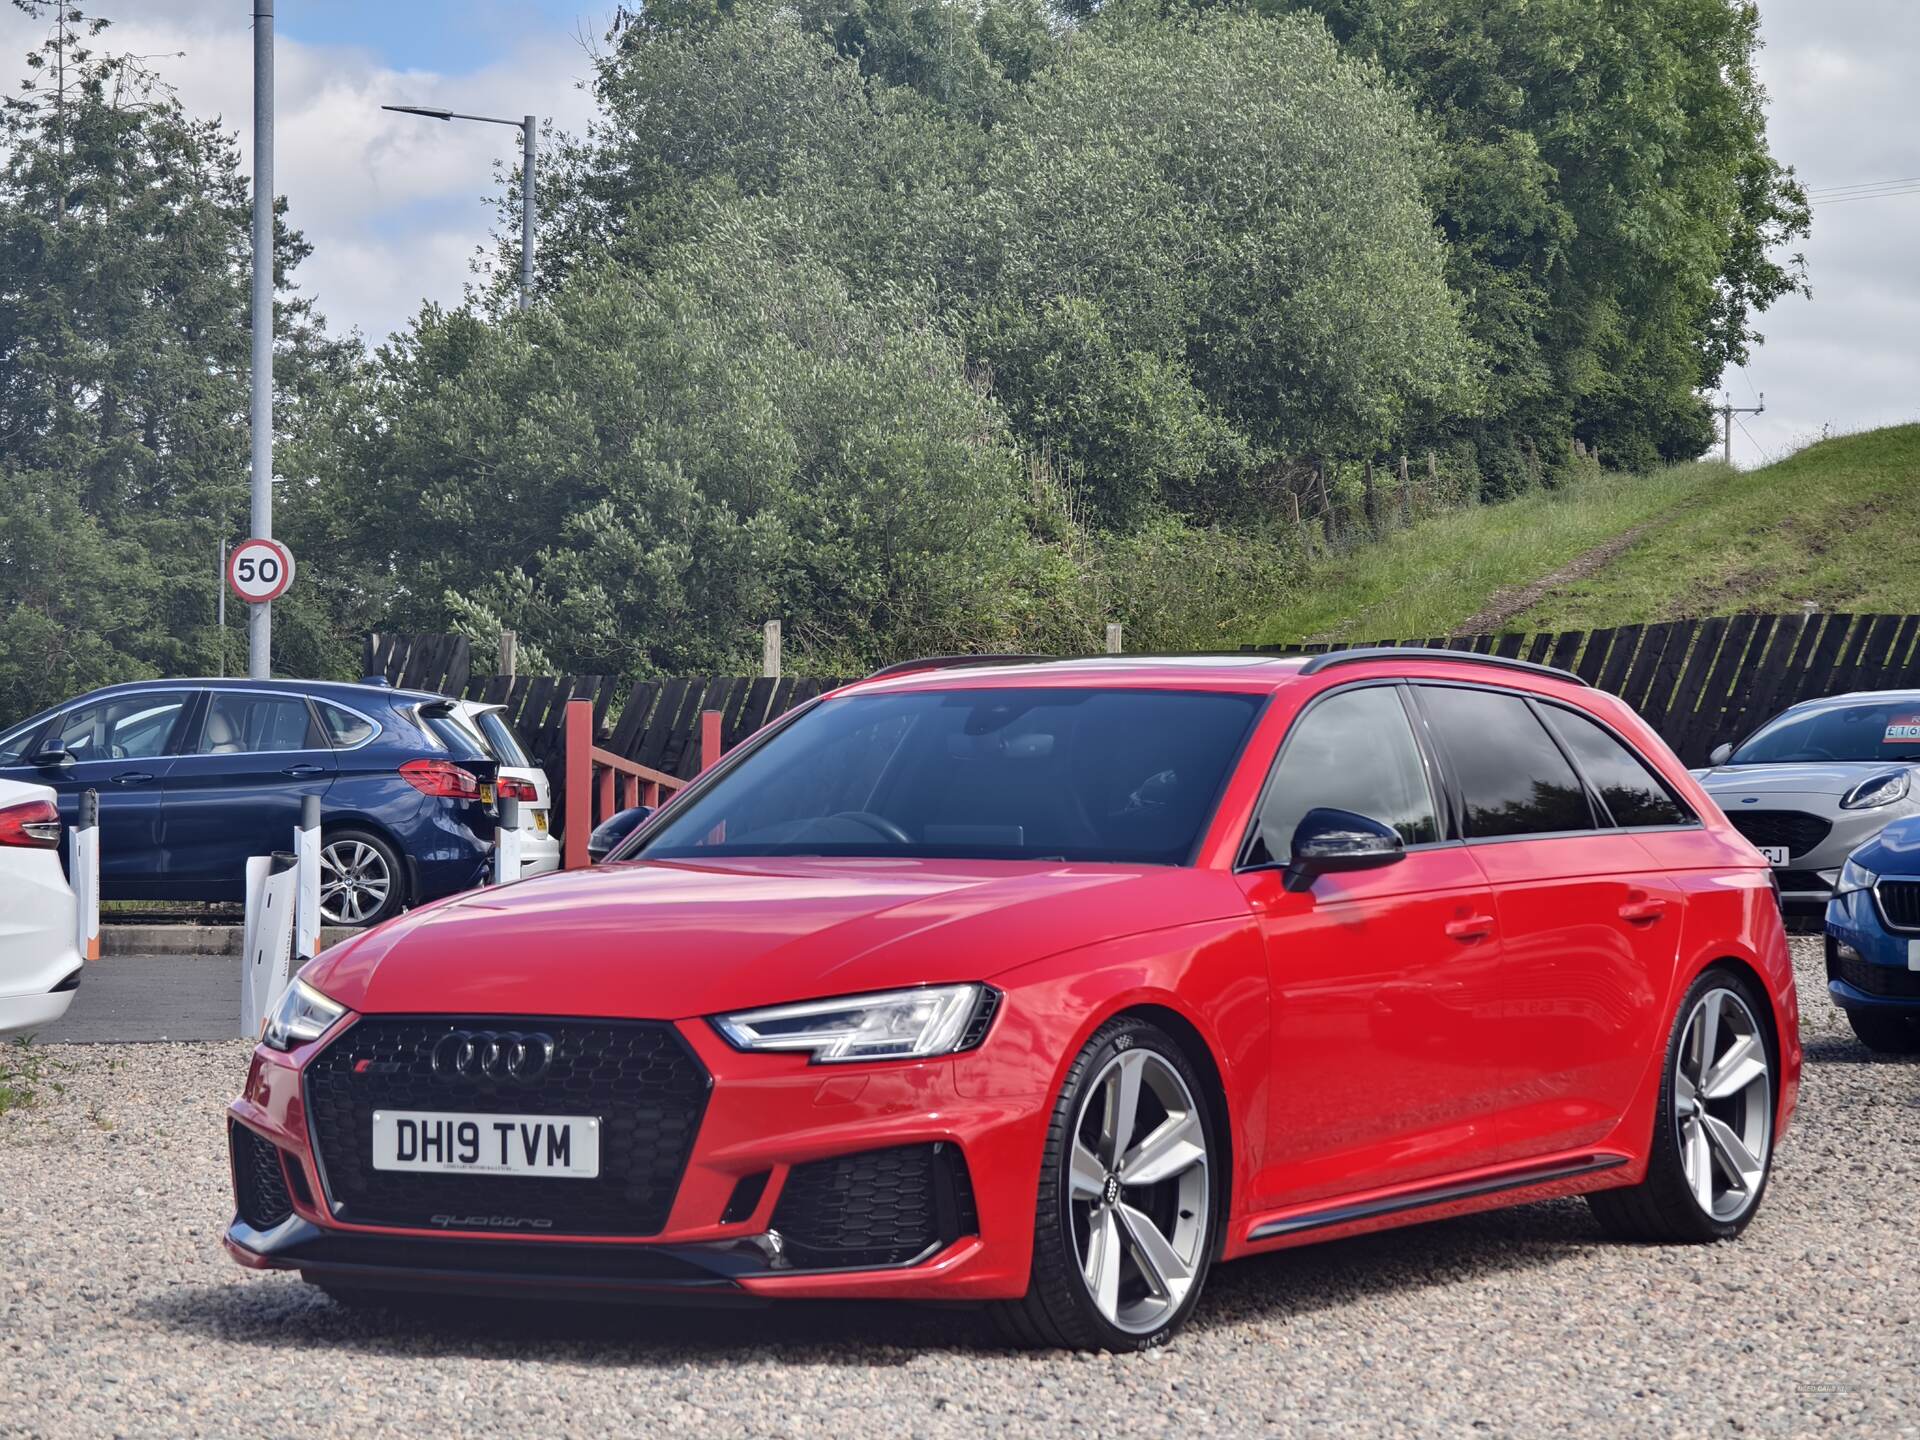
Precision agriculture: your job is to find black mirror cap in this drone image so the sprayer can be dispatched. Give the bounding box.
[1285,806,1406,892]
[587,806,655,863]
[29,745,73,769]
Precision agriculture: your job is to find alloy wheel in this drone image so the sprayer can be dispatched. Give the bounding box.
[319,839,392,926]
[1674,986,1772,1223]
[1068,1046,1210,1335]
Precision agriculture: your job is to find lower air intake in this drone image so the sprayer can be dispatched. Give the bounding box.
[231,1122,295,1231]
[771,1142,977,1269]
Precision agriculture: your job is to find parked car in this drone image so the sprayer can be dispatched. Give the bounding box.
[1824,813,1920,1053]
[225,650,1798,1352]
[1694,690,1920,910]
[0,776,81,1037]
[440,700,560,877]
[0,679,498,928]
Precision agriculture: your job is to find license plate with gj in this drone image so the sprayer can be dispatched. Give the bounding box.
[1757,846,1790,866]
[370,1110,600,1179]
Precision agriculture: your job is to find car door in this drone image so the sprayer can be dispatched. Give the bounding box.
[1414,684,1686,1162]
[1237,681,1509,1209]
[29,691,195,897]
[160,690,338,900]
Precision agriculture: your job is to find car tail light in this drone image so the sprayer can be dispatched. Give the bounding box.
[398,758,482,799]
[0,798,61,848]
[497,778,538,803]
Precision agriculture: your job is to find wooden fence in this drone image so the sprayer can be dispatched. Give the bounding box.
[1252,612,1920,765]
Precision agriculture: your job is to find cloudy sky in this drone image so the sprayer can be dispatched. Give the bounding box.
[0,0,1910,468]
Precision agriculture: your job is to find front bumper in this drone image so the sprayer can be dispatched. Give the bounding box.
[1825,889,1920,1011]
[225,1014,1045,1302]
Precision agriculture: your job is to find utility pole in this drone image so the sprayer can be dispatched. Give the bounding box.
[249,0,274,678]
[1716,393,1764,466]
[382,105,539,310]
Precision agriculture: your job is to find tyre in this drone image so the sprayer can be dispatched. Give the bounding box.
[992,1015,1219,1352]
[318,827,406,928]
[1845,1008,1920,1054]
[1588,967,1776,1242]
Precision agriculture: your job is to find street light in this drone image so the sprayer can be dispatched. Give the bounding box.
[383,104,538,310]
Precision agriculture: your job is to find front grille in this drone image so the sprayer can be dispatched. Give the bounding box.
[305,1017,709,1236]
[771,1142,977,1269]
[1829,943,1920,999]
[1774,869,1833,895]
[231,1122,294,1231]
[1877,880,1920,931]
[1724,809,1832,857]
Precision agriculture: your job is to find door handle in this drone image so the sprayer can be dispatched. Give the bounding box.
[110,770,155,786]
[1619,896,1669,924]
[281,763,325,777]
[1445,913,1496,942]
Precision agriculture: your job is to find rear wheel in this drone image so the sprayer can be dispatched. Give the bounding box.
[318,828,405,928]
[1845,1008,1920,1054]
[993,1016,1218,1352]
[1588,968,1775,1242]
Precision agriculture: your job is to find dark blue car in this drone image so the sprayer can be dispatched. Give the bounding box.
[0,679,498,927]
[1825,812,1920,1053]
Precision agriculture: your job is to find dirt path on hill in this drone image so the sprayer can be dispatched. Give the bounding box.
[1450,518,1663,636]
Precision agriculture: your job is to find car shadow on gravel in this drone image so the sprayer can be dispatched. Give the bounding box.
[139,1200,1606,1363]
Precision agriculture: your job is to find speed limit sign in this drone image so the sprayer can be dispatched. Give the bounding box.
[228,538,296,604]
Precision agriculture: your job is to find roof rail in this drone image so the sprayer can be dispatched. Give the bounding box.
[864,654,1056,681]
[1296,646,1589,687]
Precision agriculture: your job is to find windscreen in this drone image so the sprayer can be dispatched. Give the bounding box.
[637,687,1263,865]
[1730,701,1920,765]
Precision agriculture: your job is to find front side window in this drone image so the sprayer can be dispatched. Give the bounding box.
[1250,685,1438,863]
[638,687,1264,865]
[1420,686,1594,839]
[51,692,192,761]
[1730,700,1920,766]
[198,693,321,754]
[1544,707,1692,828]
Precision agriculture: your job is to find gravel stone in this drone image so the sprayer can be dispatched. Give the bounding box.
[2,938,1915,1437]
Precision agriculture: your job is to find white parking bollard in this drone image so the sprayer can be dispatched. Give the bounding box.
[68,787,100,962]
[494,795,522,885]
[240,852,298,1040]
[294,792,321,963]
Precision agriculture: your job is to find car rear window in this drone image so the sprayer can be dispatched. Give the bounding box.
[639,687,1264,865]
[422,708,490,761]
[1731,701,1920,765]
[474,711,532,768]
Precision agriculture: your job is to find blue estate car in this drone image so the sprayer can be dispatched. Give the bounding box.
[1825,812,1920,1053]
[0,679,497,927]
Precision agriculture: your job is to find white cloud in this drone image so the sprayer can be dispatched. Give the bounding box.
[0,3,601,342]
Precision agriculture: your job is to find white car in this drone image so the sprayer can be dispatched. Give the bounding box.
[442,700,561,877]
[0,776,82,1036]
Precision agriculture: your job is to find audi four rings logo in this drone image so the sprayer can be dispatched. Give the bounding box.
[430,1030,557,1084]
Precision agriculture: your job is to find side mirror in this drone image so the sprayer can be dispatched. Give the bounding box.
[28,743,73,769]
[1708,743,1732,767]
[587,806,654,864]
[1285,807,1406,892]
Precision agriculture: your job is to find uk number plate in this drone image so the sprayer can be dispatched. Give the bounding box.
[1757,846,1790,866]
[370,1110,600,1178]
[533,810,549,832]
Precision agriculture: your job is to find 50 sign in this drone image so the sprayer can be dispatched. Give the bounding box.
[228,538,296,604]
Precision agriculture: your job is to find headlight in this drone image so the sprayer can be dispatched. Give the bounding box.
[262,978,347,1050]
[1841,771,1910,810]
[1833,856,1879,897]
[712,984,998,1064]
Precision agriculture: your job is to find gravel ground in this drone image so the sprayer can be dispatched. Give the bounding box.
[2,937,1915,1439]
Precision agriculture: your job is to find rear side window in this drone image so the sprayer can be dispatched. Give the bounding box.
[199,693,322,754]
[315,701,378,749]
[1253,685,1439,860]
[1544,707,1692,828]
[1420,686,1594,839]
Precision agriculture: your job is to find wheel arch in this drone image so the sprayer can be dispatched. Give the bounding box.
[1112,1001,1236,1253]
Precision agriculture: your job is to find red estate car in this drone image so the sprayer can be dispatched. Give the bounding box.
[226,650,1800,1351]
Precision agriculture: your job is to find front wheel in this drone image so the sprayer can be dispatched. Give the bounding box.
[993,1016,1219,1351]
[1588,968,1776,1242]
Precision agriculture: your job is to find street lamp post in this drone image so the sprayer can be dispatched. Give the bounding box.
[382,105,538,310]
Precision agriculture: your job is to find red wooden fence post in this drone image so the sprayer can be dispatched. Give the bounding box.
[701,709,724,773]
[564,698,592,871]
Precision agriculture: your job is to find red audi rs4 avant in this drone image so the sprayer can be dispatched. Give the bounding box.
[227,650,1799,1351]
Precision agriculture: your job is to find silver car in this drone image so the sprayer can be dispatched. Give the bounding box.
[1695,689,1920,908]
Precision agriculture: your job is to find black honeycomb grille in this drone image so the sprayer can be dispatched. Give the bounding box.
[1829,944,1920,999]
[231,1122,294,1231]
[771,1143,977,1269]
[1877,880,1920,931]
[305,1017,709,1236]
[1724,810,1832,857]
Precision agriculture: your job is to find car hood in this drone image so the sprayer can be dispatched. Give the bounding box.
[1695,761,1912,799]
[1847,814,1920,877]
[305,856,1244,1020]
